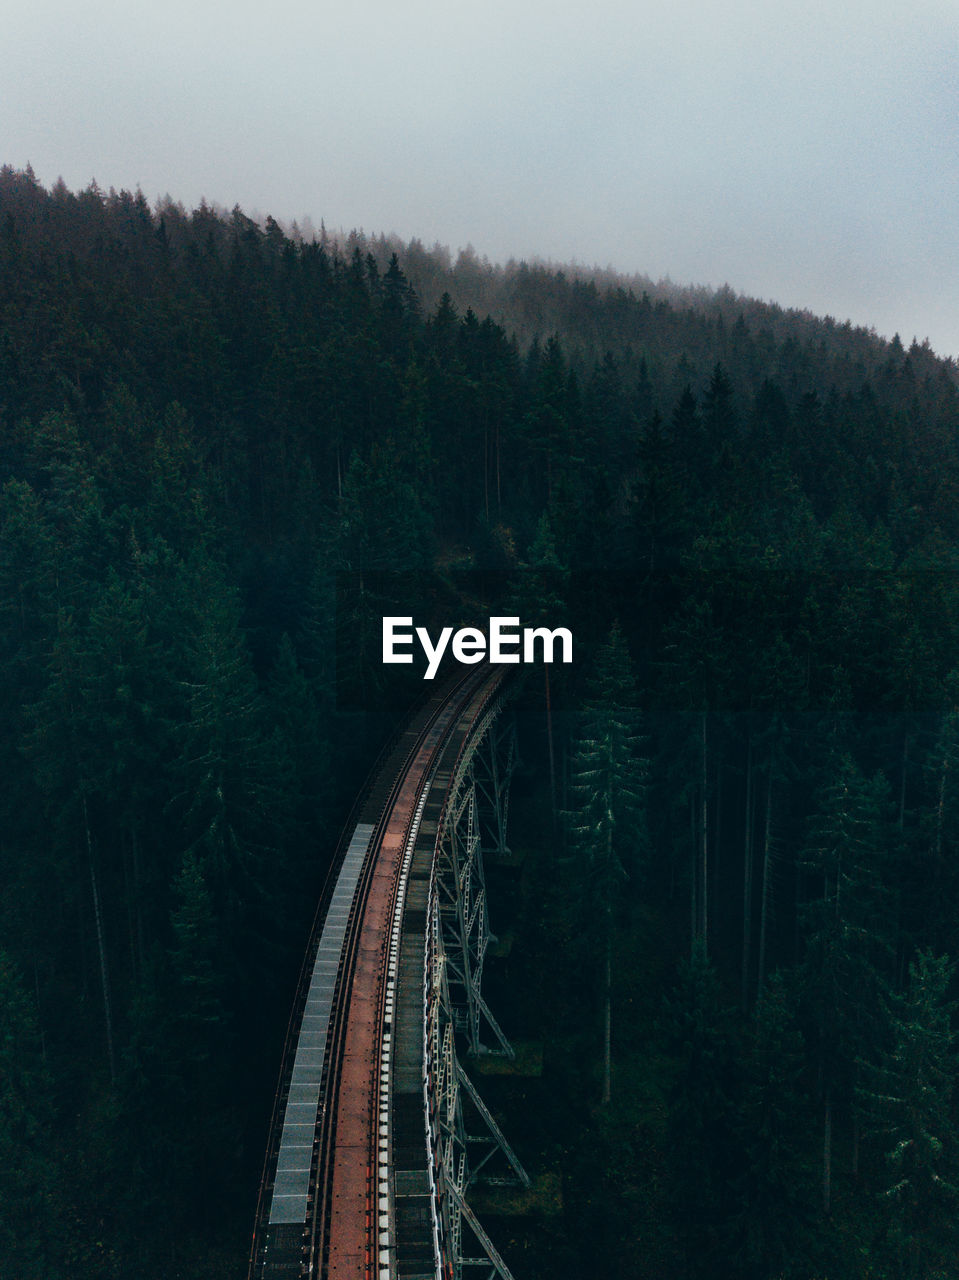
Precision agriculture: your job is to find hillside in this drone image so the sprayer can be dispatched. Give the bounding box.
[2,165,959,1278]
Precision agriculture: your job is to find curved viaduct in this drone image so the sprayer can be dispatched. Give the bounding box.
[249,666,528,1280]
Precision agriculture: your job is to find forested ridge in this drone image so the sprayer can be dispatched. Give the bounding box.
[2,164,959,1278]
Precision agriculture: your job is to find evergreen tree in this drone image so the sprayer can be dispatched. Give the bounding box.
[800,755,899,1208]
[169,551,295,970]
[917,700,959,955]
[664,945,741,1276]
[521,334,571,505]
[658,592,728,955]
[633,408,688,573]
[858,950,959,1277]
[514,512,570,821]
[567,623,648,1103]
[730,971,810,1277]
[267,632,331,870]
[0,952,64,1276]
[118,853,234,1224]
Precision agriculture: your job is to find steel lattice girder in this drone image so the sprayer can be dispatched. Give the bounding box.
[423,697,526,1280]
[434,713,517,1058]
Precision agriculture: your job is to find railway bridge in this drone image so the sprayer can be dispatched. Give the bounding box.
[249,666,528,1280]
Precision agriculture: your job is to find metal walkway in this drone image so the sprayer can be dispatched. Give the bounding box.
[269,823,374,1225]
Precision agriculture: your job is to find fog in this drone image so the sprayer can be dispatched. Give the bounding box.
[6,0,958,355]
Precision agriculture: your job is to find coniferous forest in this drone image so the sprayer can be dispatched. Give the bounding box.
[3,164,959,1278]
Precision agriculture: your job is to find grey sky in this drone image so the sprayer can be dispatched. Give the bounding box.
[7,0,958,357]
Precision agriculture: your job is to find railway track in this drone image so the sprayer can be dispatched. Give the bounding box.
[249,664,510,1279]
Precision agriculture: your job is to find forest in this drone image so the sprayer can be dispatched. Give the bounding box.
[2,163,959,1279]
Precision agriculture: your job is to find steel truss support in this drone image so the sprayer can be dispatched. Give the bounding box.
[435,712,518,1057]
[471,715,517,864]
[455,1062,529,1189]
[424,701,526,1280]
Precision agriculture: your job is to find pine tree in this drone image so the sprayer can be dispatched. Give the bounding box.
[521,334,571,505]
[658,594,727,956]
[118,853,234,1220]
[633,409,688,574]
[514,512,570,822]
[267,632,331,871]
[567,624,648,1103]
[918,700,959,955]
[0,952,63,1275]
[664,945,741,1276]
[857,950,959,1277]
[730,971,810,1277]
[800,754,899,1208]
[169,551,295,966]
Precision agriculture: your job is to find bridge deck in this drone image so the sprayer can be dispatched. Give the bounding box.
[250,667,510,1280]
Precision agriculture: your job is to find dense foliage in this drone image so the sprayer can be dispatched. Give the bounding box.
[2,163,959,1277]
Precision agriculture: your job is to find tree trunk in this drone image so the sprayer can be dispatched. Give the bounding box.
[483,418,490,524]
[742,731,754,1011]
[123,832,137,984]
[131,823,145,976]
[897,732,909,986]
[935,725,947,885]
[701,712,708,953]
[712,748,722,921]
[561,735,568,857]
[495,421,501,511]
[757,757,774,999]
[602,814,614,1105]
[899,731,909,832]
[690,794,698,958]
[85,803,115,1085]
[544,666,557,836]
[603,902,612,1105]
[34,960,46,1061]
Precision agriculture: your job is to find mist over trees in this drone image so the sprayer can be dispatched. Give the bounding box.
[2,164,959,1277]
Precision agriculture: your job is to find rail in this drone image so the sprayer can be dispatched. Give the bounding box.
[249,664,499,1278]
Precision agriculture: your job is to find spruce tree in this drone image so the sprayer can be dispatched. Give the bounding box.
[0,952,64,1276]
[567,623,648,1103]
[857,950,959,1277]
[800,754,899,1208]
[664,945,741,1276]
[730,971,810,1277]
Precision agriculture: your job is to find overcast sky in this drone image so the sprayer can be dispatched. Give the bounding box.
[6,0,958,357]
